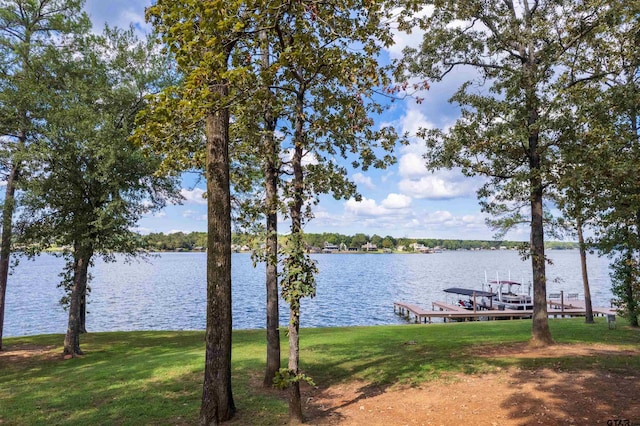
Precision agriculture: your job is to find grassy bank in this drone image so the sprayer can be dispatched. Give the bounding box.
[1,318,639,425]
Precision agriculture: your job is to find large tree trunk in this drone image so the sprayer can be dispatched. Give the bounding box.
[530,186,553,346]
[0,162,19,351]
[524,39,553,345]
[200,82,235,425]
[576,218,594,323]
[528,128,553,346]
[63,245,92,357]
[261,29,281,388]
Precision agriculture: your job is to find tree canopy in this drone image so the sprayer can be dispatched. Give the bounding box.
[16,26,180,356]
[397,0,619,344]
[0,0,91,351]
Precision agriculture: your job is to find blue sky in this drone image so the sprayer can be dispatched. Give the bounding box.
[84,1,530,241]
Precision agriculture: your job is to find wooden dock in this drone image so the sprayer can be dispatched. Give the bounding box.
[393,299,616,324]
[548,292,616,316]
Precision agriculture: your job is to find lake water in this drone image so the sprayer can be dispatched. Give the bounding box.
[4,250,614,337]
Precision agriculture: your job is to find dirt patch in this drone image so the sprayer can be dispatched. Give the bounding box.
[470,342,640,359]
[304,344,640,425]
[0,344,60,364]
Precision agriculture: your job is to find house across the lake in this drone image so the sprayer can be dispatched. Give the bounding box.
[361,242,378,252]
[323,242,340,253]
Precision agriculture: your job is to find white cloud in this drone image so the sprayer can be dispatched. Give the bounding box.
[423,210,455,225]
[84,0,152,35]
[131,226,152,235]
[352,173,375,190]
[280,148,319,169]
[398,152,427,179]
[398,104,437,138]
[381,171,394,183]
[398,170,480,200]
[418,210,490,235]
[381,193,412,209]
[344,197,388,217]
[167,229,190,234]
[385,6,433,60]
[180,188,207,205]
[182,210,207,221]
[310,195,495,239]
[342,194,412,219]
[396,142,482,200]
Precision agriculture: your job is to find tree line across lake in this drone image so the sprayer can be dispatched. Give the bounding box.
[142,231,578,252]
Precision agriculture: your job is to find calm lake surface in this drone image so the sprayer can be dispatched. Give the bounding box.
[4,250,614,337]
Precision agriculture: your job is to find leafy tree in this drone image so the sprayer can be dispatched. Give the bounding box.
[257,29,282,387]
[228,0,398,398]
[351,233,369,249]
[554,160,596,323]
[228,24,284,387]
[550,1,640,326]
[0,0,90,351]
[596,19,640,327]
[16,27,179,357]
[140,1,269,421]
[263,1,397,420]
[381,237,395,249]
[398,0,614,345]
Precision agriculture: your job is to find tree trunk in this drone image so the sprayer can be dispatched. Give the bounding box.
[622,249,639,327]
[524,39,553,345]
[528,129,553,346]
[264,169,280,387]
[529,186,553,346]
[262,29,281,388]
[624,273,638,327]
[288,306,303,424]
[0,162,19,351]
[200,82,235,425]
[63,245,92,357]
[576,218,594,323]
[79,291,88,333]
[287,96,305,423]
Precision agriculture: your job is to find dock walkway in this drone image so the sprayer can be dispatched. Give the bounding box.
[548,297,616,316]
[394,298,616,324]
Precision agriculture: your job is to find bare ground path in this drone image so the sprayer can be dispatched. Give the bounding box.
[303,343,640,426]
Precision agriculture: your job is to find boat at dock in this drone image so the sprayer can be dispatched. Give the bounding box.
[442,287,496,310]
[486,279,533,310]
[443,273,533,311]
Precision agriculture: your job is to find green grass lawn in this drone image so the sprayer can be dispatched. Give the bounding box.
[1,318,638,425]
